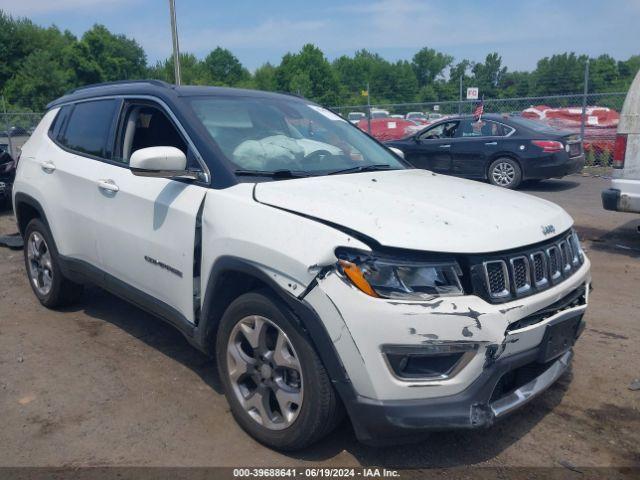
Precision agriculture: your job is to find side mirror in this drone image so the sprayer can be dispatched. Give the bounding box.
[388,147,405,159]
[130,146,197,180]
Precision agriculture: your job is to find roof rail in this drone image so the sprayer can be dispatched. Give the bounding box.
[67,79,172,95]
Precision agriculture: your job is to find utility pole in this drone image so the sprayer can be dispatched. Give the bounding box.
[580,59,590,143]
[169,0,181,85]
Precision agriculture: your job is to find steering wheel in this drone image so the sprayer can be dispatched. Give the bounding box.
[303,149,333,163]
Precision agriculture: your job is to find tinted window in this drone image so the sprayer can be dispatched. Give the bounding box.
[457,119,515,137]
[509,117,562,134]
[60,100,117,158]
[49,105,72,140]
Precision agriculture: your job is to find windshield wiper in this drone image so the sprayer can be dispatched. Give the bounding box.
[234,169,312,179]
[327,164,393,175]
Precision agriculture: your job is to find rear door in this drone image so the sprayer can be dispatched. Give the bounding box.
[42,99,120,265]
[404,121,459,173]
[451,119,513,178]
[94,99,208,324]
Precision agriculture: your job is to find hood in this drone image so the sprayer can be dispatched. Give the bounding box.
[254,169,573,254]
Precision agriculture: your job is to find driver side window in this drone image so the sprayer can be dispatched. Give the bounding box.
[419,121,459,140]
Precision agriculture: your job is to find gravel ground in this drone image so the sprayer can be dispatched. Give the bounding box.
[0,174,638,472]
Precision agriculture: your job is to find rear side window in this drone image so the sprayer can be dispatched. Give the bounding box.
[59,100,118,158]
[48,105,72,140]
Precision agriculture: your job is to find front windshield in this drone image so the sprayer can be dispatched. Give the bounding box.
[188,96,405,175]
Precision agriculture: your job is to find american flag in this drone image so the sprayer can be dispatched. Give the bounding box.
[473,98,484,121]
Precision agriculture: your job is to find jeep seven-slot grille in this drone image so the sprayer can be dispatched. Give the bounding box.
[472,231,584,304]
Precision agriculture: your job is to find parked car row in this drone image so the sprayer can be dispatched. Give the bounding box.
[12,80,591,451]
[386,113,585,189]
[602,69,640,215]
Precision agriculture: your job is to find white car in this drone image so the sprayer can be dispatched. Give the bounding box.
[602,69,640,214]
[13,81,591,450]
[347,111,366,124]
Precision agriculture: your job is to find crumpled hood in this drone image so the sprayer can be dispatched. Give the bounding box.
[254,169,573,254]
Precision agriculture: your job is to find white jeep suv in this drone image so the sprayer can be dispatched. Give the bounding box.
[13,81,591,450]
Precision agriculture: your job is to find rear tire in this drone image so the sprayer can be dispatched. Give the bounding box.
[216,290,344,450]
[23,218,83,308]
[488,157,522,189]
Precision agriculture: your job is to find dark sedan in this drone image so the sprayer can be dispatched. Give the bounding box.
[385,114,585,189]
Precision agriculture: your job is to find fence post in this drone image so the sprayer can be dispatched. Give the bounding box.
[366,81,372,135]
[1,95,14,159]
[458,75,463,115]
[580,60,589,143]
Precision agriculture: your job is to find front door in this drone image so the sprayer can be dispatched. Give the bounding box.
[94,101,208,324]
[405,121,459,174]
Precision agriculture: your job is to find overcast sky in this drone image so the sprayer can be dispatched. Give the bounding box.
[1,0,638,71]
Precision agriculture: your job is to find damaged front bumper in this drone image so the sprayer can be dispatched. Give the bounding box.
[301,256,590,445]
[343,345,576,446]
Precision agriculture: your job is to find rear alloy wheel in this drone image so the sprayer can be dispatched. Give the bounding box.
[488,157,522,189]
[23,218,83,308]
[217,291,344,450]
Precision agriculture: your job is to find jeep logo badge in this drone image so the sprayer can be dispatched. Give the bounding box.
[541,225,556,236]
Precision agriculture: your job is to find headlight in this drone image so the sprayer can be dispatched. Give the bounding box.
[337,250,464,300]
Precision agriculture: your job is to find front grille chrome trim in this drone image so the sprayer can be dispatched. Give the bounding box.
[509,256,531,294]
[529,251,548,288]
[546,246,562,281]
[483,260,510,298]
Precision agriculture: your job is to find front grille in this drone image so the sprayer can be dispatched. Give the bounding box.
[510,256,530,293]
[471,230,585,303]
[484,260,510,297]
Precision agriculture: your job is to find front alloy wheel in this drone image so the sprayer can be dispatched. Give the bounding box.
[227,315,303,430]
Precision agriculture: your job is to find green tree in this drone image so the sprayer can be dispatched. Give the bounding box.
[148,53,207,85]
[532,52,588,95]
[472,53,507,98]
[4,50,71,110]
[253,63,277,91]
[411,47,452,87]
[81,24,147,80]
[275,44,340,105]
[203,47,250,86]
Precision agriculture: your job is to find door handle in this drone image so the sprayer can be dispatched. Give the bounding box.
[40,161,56,173]
[97,179,119,193]
[485,141,498,146]
[439,144,451,148]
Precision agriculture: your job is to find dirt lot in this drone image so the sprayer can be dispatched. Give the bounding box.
[0,174,639,471]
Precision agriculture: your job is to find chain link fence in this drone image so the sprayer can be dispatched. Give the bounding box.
[0,91,628,168]
[0,97,43,159]
[332,91,627,167]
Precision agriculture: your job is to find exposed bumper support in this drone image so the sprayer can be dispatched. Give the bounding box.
[341,340,580,446]
[490,350,572,418]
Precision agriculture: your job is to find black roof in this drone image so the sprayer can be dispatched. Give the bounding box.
[46,80,305,109]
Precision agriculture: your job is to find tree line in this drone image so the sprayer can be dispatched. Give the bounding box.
[1,11,638,112]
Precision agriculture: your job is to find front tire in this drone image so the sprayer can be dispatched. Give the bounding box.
[488,157,522,189]
[216,291,343,450]
[23,218,83,308]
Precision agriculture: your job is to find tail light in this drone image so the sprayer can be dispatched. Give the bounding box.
[531,140,564,153]
[612,134,627,169]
